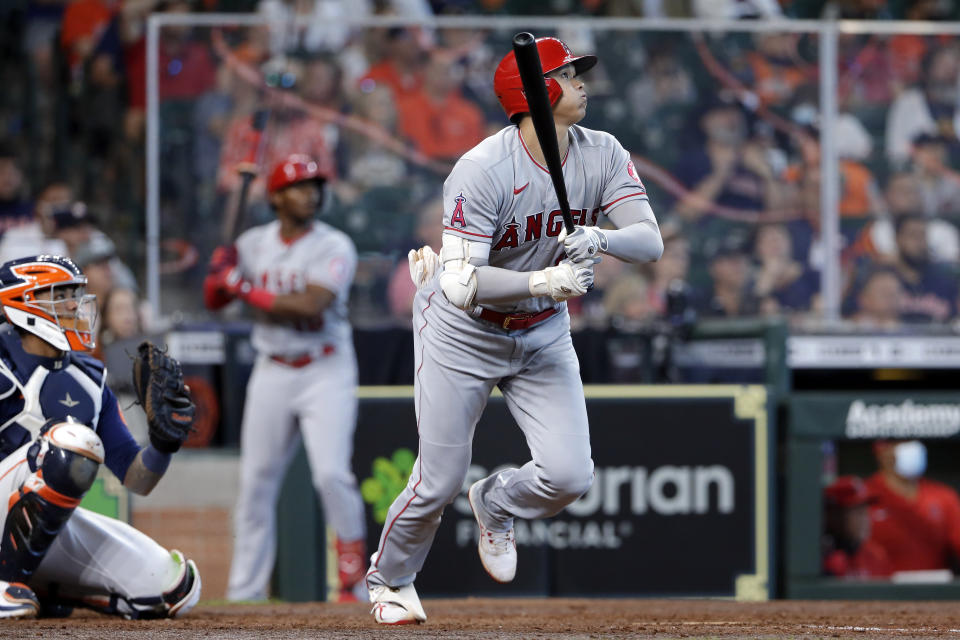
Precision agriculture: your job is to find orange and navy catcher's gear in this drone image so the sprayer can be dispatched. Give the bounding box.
[267,153,328,196]
[0,256,97,352]
[0,418,102,584]
[493,36,598,124]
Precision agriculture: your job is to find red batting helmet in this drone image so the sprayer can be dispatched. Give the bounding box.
[267,154,327,195]
[494,37,598,123]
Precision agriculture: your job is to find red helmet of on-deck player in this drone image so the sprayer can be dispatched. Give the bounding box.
[267,154,328,195]
[493,37,598,123]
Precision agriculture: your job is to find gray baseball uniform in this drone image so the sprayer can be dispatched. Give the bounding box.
[367,124,650,587]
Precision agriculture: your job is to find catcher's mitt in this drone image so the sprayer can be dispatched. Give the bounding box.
[132,341,195,454]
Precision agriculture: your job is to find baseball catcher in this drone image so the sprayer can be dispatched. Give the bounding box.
[0,255,201,619]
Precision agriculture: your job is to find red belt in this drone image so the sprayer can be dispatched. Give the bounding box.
[269,345,334,368]
[477,306,559,330]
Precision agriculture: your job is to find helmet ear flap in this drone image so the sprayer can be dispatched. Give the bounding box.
[545,77,563,107]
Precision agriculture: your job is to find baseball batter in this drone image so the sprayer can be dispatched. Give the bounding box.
[0,255,200,619]
[204,154,367,603]
[366,37,664,624]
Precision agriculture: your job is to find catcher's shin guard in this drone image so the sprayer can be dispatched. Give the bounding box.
[57,549,201,620]
[0,420,103,583]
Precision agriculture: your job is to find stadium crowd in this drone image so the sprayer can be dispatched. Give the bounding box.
[0,0,959,346]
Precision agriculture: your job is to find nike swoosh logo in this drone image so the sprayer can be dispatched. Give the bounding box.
[513,182,529,195]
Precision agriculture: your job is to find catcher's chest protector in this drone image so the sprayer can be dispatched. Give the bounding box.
[0,352,105,449]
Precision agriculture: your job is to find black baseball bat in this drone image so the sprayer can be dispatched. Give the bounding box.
[222,107,270,244]
[512,32,575,235]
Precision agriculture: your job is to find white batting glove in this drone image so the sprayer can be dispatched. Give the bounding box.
[407,246,440,290]
[529,257,599,302]
[558,225,608,261]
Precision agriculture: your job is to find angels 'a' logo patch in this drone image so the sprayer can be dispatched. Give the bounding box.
[626,160,642,186]
[328,256,349,287]
[450,192,467,228]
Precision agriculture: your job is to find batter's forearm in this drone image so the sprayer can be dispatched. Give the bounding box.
[601,220,663,263]
[474,264,538,304]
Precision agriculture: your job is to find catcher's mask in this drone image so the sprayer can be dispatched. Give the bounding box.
[0,255,98,352]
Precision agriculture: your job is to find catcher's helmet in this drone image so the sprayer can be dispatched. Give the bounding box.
[494,37,598,123]
[267,153,328,195]
[0,255,98,352]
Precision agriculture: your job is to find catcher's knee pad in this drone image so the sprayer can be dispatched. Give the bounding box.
[68,550,202,620]
[0,420,103,582]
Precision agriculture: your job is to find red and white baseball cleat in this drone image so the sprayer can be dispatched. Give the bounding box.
[0,581,39,619]
[468,480,517,583]
[368,582,427,625]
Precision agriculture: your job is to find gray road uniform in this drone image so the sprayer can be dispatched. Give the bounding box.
[367,124,655,588]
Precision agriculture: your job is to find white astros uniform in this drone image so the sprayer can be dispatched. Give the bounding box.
[367,125,651,588]
[227,219,366,601]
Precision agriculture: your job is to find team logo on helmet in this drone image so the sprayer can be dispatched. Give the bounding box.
[267,153,328,195]
[493,37,598,123]
[0,255,98,352]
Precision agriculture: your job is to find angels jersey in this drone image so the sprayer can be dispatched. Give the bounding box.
[235,220,356,357]
[441,124,649,314]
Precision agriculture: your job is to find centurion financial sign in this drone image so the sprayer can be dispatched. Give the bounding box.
[353,389,767,598]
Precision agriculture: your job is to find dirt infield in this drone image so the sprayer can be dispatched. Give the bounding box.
[10,598,960,639]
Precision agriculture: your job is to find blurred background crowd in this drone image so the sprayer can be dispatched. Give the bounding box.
[2,0,960,360]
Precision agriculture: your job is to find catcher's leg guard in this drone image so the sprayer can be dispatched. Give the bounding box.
[41,549,201,620]
[0,421,102,584]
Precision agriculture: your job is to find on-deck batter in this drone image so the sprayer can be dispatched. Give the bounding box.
[0,255,200,620]
[204,154,367,603]
[366,37,664,624]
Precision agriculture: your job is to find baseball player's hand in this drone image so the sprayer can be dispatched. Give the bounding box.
[131,341,195,454]
[407,246,440,290]
[208,266,250,300]
[209,244,238,274]
[530,257,599,302]
[558,226,607,261]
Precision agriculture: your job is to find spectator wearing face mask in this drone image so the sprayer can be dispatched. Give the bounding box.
[865,440,960,574]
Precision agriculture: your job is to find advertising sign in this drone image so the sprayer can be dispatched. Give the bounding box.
[354,386,770,599]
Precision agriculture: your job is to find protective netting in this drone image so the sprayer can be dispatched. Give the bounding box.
[151,18,960,330]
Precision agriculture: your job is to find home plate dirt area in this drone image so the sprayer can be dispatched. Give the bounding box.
[8,598,960,639]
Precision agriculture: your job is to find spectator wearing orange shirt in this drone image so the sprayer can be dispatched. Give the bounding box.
[218,59,337,199]
[866,440,960,574]
[395,50,485,162]
[747,33,811,107]
[783,125,883,220]
[822,476,892,579]
[358,27,425,101]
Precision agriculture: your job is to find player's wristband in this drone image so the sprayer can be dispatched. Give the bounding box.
[241,284,276,311]
[142,444,172,475]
